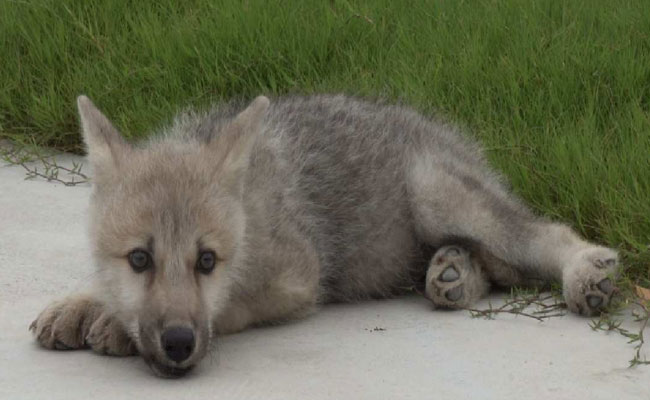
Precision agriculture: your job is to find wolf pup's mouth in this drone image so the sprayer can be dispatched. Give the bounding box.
[147,359,194,378]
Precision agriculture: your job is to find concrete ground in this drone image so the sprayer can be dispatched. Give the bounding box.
[1,154,648,400]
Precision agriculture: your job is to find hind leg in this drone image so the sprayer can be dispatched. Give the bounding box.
[408,155,619,316]
[425,245,490,309]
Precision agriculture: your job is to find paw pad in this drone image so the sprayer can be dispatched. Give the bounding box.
[438,265,460,282]
[445,285,464,302]
[596,278,613,293]
[586,295,603,309]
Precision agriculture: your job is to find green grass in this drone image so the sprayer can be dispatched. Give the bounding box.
[1,0,649,287]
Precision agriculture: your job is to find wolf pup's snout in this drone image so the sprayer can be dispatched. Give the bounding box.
[161,327,195,363]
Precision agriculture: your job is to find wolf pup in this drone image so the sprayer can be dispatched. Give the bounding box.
[31,94,619,377]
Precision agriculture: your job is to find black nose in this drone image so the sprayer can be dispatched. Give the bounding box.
[161,327,195,363]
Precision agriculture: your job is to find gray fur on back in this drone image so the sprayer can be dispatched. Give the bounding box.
[166,95,522,301]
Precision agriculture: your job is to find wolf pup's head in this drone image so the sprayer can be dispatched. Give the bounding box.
[77,95,269,377]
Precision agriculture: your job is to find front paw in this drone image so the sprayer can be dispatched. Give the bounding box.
[30,296,103,350]
[86,312,137,356]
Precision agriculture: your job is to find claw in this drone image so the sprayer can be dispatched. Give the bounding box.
[54,340,72,350]
[444,247,461,257]
[594,258,617,269]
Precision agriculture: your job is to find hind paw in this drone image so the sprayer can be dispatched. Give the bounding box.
[563,247,619,316]
[425,246,489,309]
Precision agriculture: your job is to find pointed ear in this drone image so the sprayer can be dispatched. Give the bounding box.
[212,95,270,177]
[77,95,129,175]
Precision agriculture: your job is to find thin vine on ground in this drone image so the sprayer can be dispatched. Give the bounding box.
[467,287,649,367]
[1,144,88,186]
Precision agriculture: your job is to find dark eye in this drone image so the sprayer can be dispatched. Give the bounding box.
[128,249,151,273]
[197,251,216,274]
